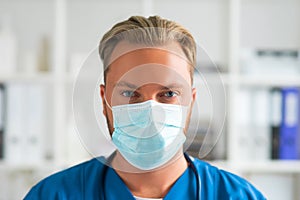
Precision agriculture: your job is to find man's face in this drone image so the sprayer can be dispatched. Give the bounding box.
[100,41,196,135]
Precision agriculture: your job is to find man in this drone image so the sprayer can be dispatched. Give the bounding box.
[24,16,266,199]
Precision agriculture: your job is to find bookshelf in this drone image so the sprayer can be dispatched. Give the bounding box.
[226,0,300,199]
[0,73,56,83]
[0,0,300,199]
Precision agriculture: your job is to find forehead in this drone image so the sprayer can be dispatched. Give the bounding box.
[106,41,192,87]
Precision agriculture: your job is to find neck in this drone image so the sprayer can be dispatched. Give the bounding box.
[111,150,188,199]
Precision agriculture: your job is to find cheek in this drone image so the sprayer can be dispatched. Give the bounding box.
[183,105,193,133]
[104,105,115,135]
[106,107,113,123]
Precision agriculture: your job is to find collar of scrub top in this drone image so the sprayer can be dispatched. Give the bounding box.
[103,152,198,200]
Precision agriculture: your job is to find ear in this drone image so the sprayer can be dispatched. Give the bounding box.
[100,84,107,116]
[191,87,197,106]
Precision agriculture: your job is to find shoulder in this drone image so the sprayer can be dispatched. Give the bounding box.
[24,157,106,200]
[190,156,266,200]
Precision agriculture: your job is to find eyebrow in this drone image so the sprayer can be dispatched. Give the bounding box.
[114,81,138,89]
[159,83,185,90]
[114,81,185,90]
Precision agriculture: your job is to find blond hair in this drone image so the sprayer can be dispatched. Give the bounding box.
[99,15,196,83]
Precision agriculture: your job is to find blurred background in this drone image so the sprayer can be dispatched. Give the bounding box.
[0,0,300,199]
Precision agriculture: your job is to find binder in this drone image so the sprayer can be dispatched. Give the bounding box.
[0,84,4,159]
[5,84,47,163]
[5,84,26,163]
[279,87,300,160]
[236,88,253,161]
[251,88,271,160]
[25,85,46,164]
[270,88,282,159]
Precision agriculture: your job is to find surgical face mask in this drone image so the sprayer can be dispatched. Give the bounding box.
[109,100,188,170]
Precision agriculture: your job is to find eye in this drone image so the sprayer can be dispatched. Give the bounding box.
[121,90,138,97]
[163,91,179,98]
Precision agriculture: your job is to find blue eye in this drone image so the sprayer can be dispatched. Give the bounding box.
[121,90,136,97]
[164,91,178,97]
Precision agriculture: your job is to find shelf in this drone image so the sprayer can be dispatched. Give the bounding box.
[196,73,300,87]
[194,73,231,86]
[0,72,80,84]
[0,161,61,171]
[210,160,300,174]
[237,74,300,87]
[0,72,56,83]
[0,158,95,172]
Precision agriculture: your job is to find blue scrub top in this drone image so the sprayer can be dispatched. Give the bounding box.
[24,155,266,200]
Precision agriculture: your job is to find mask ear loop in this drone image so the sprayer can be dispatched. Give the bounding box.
[103,93,113,111]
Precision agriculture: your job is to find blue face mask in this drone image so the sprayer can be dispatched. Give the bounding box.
[110,100,188,170]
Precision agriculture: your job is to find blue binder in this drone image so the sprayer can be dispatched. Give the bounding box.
[279,87,300,160]
[0,84,4,159]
